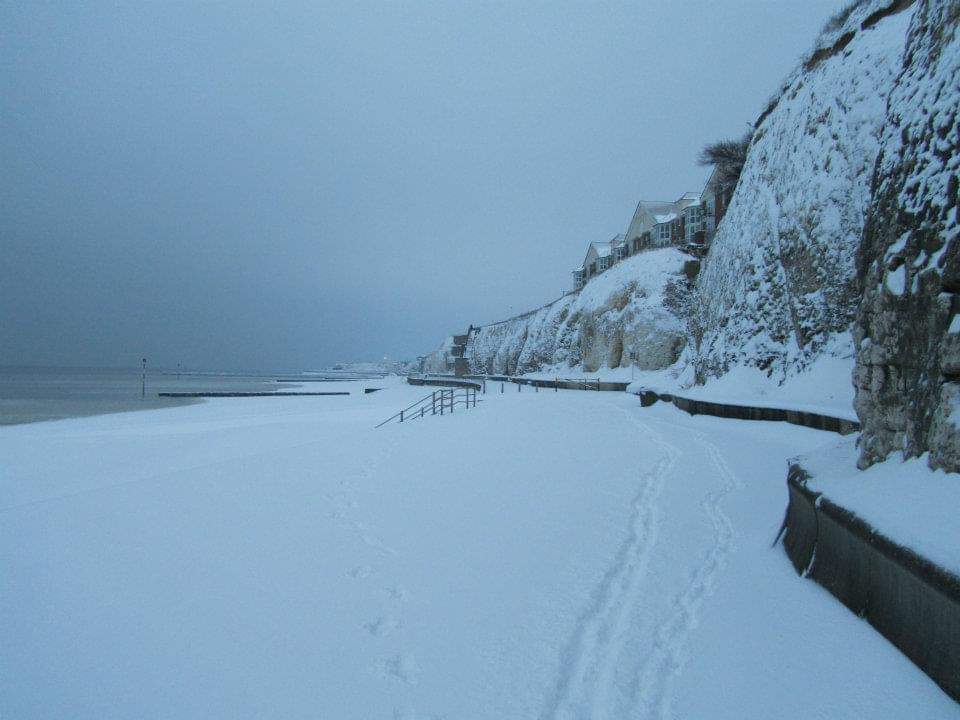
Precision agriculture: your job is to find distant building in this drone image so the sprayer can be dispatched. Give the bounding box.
[698,167,732,244]
[572,238,617,289]
[569,166,732,291]
[623,200,678,256]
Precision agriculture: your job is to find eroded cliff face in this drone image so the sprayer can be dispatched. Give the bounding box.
[467,249,688,376]
[854,0,960,470]
[691,0,916,384]
[425,0,959,471]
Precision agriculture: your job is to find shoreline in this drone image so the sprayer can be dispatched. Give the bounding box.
[0,396,204,427]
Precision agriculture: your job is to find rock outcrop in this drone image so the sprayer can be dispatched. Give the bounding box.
[854,0,960,470]
[465,248,687,376]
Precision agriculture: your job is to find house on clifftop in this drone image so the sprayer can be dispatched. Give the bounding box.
[571,168,733,291]
[572,236,619,290]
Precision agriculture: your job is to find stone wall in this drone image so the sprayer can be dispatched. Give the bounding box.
[854,0,960,470]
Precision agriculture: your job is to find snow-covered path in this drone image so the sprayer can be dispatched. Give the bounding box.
[2,379,956,718]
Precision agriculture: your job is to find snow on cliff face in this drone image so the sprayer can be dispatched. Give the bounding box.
[468,248,688,375]
[692,0,915,384]
[423,335,455,374]
[854,0,960,470]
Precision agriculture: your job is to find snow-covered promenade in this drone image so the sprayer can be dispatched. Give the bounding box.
[2,378,956,718]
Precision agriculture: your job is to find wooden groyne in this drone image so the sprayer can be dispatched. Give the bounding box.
[411,374,629,392]
[481,375,630,392]
[407,376,483,390]
[158,391,350,397]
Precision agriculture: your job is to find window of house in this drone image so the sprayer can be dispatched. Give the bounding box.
[658,223,671,242]
[685,207,702,239]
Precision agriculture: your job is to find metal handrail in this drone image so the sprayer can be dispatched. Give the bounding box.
[374,386,480,428]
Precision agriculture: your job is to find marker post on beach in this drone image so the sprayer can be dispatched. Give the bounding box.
[140,357,147,399]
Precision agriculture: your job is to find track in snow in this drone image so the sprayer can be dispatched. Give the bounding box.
[541,408,743,720]
[633,426,742,720]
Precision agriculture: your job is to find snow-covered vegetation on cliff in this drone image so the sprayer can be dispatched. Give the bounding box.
[692,0,915,383]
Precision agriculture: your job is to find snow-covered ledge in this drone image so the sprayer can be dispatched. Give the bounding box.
[779,439,960,703]
[629,386,860,435]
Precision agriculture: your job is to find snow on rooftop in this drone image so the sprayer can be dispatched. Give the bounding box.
[591,241,613,257]
[637,200,676,215]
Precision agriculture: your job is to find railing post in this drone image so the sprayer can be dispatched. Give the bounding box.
[501,382,504,394]
[421,406,424,418]
[518,381,521,392]
[432,390,436,415]
[555,376,558,392]
[400,409,404,423]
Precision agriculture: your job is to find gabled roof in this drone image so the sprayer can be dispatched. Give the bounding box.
[673,192,700,212]
[591,241,613,258]
[700,166,722,199]
[635,200,675,216]
[625,200,675,240]
[653,212,678,224]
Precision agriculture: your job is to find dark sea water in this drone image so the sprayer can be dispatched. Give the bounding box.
[0,366,360,426]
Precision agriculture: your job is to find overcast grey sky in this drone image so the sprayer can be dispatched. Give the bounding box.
[2,0,843,371]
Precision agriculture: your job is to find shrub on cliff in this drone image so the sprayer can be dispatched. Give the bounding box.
[697,129,753,198]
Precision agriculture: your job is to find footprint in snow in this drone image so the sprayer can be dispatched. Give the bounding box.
[386,585,409,602]
[378,653,420,685]
[348,565,373,580]
[393,707,445,720]
[364,614,401,637]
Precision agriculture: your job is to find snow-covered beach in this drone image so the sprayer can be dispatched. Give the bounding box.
[2,379,955,718]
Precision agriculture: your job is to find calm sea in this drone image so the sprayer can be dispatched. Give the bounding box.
[0,366,369,426]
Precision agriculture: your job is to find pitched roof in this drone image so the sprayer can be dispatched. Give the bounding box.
[636,200,676,216]
[653,212,678,224]
[591,241,613,258]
